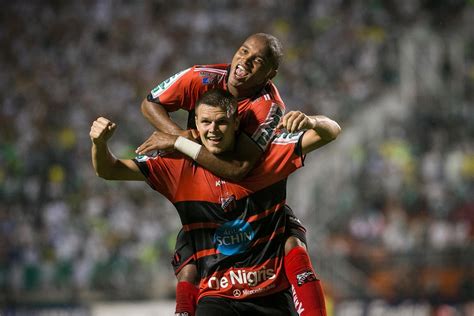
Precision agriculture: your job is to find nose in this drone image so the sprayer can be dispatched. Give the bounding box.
[209,121,217,132]
[241,55,253,68]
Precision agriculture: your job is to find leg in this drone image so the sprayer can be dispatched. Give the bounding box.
[173,229,199,316]
[283,205,327,316]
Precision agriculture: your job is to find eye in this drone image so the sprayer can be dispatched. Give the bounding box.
[254,57,265,65]
[216,119,229,126]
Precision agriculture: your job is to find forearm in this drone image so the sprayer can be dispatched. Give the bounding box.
[91,142,118,179]
[174,134,260,181]
[309,115,341,141]
[141,98,185,135]
[195,149,253,181]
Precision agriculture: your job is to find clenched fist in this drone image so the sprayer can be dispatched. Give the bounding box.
[90,117,117,145]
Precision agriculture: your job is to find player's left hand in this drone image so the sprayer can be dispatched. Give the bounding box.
[135,131,178,155]
[277,111,316,133]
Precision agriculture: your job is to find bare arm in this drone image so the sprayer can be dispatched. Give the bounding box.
[90,117,145,181]
[137,98,197,154]
[141,98,191,136]
[195,133,262,181]
[278,111,342,155]
[135,130,262,182]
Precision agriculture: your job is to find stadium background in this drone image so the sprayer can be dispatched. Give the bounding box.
[1,0,473,315]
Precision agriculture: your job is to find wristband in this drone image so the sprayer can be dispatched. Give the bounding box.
[174,136,202,160]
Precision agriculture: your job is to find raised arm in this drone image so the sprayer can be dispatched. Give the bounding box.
[278,111,342,154]
[90,117,145,181]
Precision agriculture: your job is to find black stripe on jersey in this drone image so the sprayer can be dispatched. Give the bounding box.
[196,229,286,278]
[133,159,150,179]
[174,179,288,226]
[295,130,306,164]
[187,204,287,277]
[182,205,286,255]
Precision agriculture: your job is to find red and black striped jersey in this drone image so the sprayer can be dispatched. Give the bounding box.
[134,132,305,300]
[147,64,285,151]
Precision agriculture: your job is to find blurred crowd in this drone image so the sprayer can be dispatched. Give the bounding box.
[0,0,473,306]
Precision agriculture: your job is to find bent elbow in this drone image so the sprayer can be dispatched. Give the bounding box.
[332,124,342,140]
[325,124,342,142]
[95,169,112,180]
[141,98,152,117]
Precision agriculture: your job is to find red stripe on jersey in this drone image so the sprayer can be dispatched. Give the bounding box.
[253,226,286,247]
[195,248,219,260]
[182,201,285,233]
[246,201,285,223]
[192,224,285,261]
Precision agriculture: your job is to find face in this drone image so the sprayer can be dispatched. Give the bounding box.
[195,104,240,155]
[228,35,277,96]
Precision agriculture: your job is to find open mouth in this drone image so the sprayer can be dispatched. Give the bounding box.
[207,136,223,145]
[234,64,250,80]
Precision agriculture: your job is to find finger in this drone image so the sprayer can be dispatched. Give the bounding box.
[97,117,111,125]
[292,113,306,132]
[92,120,108,133]
[297,118,307,131]
[135,141,148,154]
[287,113,300,133]
[108,122,117,131]
[137,143,156,155]
[136,136,155,154]
[278,113,290,129]
[284,114,294,132]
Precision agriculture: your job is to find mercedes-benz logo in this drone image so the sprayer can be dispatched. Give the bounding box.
[233,289,242,297]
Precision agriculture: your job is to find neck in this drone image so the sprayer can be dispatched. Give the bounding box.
[227,83,266,100]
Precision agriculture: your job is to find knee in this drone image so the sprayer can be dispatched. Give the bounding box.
[284,236,306,255]
[176,264,199,285]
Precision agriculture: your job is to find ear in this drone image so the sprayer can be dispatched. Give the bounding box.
[268,68,278,80]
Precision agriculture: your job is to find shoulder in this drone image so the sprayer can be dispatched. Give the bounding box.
[192,64,229,84]
[259,81,285,107]
[193,63,229,74]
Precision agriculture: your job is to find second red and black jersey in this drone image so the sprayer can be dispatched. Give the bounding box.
[147,64,285,151]
[134,132,305,301]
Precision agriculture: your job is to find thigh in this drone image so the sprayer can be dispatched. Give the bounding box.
[172,228,196,276]
[196,296,239,316]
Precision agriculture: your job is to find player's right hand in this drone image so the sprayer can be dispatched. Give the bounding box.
[90,117,117,144]
[135,131,178,155]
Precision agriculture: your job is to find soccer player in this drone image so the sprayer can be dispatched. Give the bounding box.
[136,33,329,316]
[90,89,341,315]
